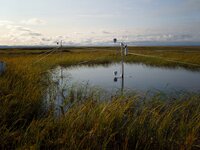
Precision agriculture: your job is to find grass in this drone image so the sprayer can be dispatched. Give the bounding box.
[1,46,200,69]
[0,47,200,149]
[126,46,199,70]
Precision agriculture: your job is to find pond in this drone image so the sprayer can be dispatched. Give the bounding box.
[49,63,200,115]
[51,63,200,94]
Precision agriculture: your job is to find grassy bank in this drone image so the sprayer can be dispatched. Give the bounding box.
[0,47,200,149]
[1,46,200,69]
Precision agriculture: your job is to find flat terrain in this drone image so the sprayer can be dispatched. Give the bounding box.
[1,46,200,68]
[0,47,200,149]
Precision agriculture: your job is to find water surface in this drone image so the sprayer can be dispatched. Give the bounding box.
[52,63,200,94]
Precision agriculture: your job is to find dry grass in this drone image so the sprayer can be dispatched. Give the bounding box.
[128,46,200,65]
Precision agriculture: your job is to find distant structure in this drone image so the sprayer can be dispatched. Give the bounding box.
[113,38,128,94]
[0,61,6,75]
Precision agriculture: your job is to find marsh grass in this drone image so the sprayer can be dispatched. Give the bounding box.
[0,48,200,149]
[10,96,200,149]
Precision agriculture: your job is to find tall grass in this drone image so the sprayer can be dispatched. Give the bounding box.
[0,49,200,149]
[2,96,199,149]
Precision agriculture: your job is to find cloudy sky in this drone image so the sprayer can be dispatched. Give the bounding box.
[0,0,200,46]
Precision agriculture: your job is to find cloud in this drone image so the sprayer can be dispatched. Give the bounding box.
[0,18,46,27]
[0,19,46,45]
[20,18,46,25]
[0,20,13,26]
[6,25,31,32]
[78,14,118,19]
[126,33,199,42]
[0,24,45,45]
[41,37,53,42]
[21,32,43,37]
[0,18,199,46]
[5,25,42,37]
[102,31,112,34]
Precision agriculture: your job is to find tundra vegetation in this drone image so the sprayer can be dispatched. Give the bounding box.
[0,47,200,149]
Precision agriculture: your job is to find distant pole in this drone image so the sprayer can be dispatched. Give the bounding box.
[121,43,124,94]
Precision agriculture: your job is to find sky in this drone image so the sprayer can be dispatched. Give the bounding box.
[0,0,200,46]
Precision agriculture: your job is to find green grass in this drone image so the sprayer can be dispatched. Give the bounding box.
[1,46,200,69]
[0,47,200,149]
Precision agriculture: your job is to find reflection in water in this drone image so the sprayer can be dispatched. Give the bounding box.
[113,74,124,95]
[50,63,200,115]
[52,63,200,93]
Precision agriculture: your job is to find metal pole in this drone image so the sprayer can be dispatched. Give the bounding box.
[121,44,124,94]
[113,39,127,95]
